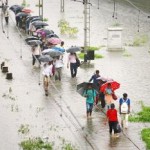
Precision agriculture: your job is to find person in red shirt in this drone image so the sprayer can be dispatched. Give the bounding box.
[105,103,119,137]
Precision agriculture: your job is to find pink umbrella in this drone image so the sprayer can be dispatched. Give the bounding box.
[47,38,61,45]
[22,8,33,13]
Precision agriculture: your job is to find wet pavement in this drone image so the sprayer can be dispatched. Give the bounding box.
[0,0,150,150]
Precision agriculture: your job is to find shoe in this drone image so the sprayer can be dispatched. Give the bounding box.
[114,134,119,138]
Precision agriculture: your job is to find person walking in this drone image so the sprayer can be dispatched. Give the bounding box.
[105,103,119,137]
[42,61,54,96]
[119,93,131,129]
[31,44,41,67]
[104,83,114,110]
[67,52,78,78]
[83,83,97,119]
[89,70,100,88]
[3,3,9,25]
[89,70,101,105]
[53,56,64,81]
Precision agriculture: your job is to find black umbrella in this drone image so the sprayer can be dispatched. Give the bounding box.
[30,17,42,23]
[66,46,82,53]
[31,21,48,27]
[46,33,59,38]
[27,40,42,46]
[16,12,29,18]
[76,82,98,97]
[39,55,53,62]
[10,5,24,14]
[25,36,39,43]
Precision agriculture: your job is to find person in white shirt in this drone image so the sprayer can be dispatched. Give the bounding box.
[54,56,64,81]
[42,61,54,96]
[2,3,9,25]
[31,44,41,67]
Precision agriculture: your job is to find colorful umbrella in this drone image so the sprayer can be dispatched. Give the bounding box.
[100,81,120,93]
[47,38,61,45]
[52,47,65,52]
[22,8,33,13]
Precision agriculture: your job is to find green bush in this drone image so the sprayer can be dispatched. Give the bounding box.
[58,19,78,37]
[141,128,150,150]
[132,35,149,46]
[20,137,53,150]
[129,104,150,122]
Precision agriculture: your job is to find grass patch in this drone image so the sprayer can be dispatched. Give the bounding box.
[18,124,30,134]
[78,53,104,59]
[141,128,150,150]
[43,18,48,22]
[132,35,149,46]
[129,103,150,122]
[58,19,78,37]
[122,51,132,57]
[111,22,121,27]
[19,137,53,150]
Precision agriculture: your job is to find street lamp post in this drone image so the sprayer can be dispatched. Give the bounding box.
[60,0,65,12]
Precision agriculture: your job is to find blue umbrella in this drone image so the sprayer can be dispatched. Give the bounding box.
[52,47,65,52]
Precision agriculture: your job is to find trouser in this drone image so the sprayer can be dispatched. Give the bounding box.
[32,55,41,65]
[109,121,118,134]
[55,67,62,80]
[5,17,9,24]
[120,114,129,128]
[86,103,94,114]
[70,63,77,77]
[99,92,105,108]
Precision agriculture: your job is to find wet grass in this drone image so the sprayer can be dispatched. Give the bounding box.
[20,137,53,150]
[141,128,150,150]
[129,103,150,122]
[18,124,30,135]
[128,34,149,46]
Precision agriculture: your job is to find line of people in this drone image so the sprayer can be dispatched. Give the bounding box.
[83,70,131,138]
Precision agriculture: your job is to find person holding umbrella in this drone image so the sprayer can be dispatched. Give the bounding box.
[31,44,41,68]
[83,83,97,119]
[67,52,78,78]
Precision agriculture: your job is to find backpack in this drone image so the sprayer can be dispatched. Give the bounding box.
[121,99,129,114]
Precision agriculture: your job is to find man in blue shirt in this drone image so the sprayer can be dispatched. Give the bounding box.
[119,93,131,129]
[83,83,96,119]
[89,70,100,87]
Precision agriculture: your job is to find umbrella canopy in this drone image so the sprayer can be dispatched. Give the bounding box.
[66,46,81,53]
[16,12,29,18]
[42,49,63,57]
[27,40,42,46]
[76,82,98,97]
[30,17,42,23]
[47,37,61,45]
[25,36,39,43]
[36,29,54,37]
[52,46,65,52]
[31,21,48,27]
[100,81,120,93]
[39,55,53,62]
[22,8,33,13]
[46,33,58,38]
[10,5,24,14]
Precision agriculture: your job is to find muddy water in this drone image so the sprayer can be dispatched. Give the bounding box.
[0,0,150,150]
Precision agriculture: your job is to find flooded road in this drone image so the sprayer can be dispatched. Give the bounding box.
[0,0,150,149]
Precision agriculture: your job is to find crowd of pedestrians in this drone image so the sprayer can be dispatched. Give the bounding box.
[84,70,131,138]
[2,3,131,139]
